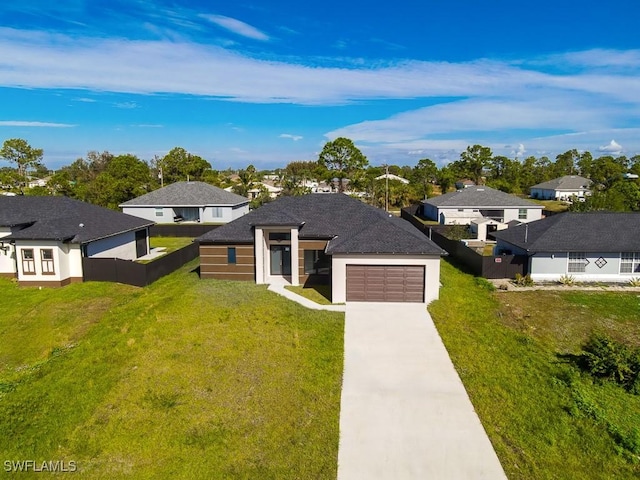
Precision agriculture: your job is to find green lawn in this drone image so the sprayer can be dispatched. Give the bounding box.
[529,199,570,213]
[285,284,333,305]
[149,236,194,253]
[0,261,344,479]
[429,260,640,479]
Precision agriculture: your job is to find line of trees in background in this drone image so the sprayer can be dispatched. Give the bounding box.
[2,137,640,212]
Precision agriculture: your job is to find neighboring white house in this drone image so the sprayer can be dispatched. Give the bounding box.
[0,196,153,286]
[248,182,282,200]
[529,175,592,201]
[422,186,543,226]
[121,181,249,224]
[198,194,446,304]
[494,212,640,283]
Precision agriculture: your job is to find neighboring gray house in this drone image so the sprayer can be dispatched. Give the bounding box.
[198,194,446,304]
[120,181,249,224]
[529,175,591,201]
[493,212,640,283]
[0,196,153,286]
[422,186,543,226]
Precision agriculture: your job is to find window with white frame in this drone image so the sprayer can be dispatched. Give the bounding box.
[155,208,163,217]
[568,252,587,273]
[212,207,223,218]
[620,252,640,273]
[41,249,55,274]
[518,208,527,220]
[21,249,36,274]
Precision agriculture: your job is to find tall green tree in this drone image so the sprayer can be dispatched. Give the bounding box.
[435,165,455,194]
[411,158,437,199]
[49,151,114,200]
[158,147,211,184]
[0,138,44,186]
[590,155,627,187]
[317,137,368,193]
[89,154,153,209]
[452,145,492,185]
[553,149,579,177]
[576,151,594,178]
[232,165,257,197]
[486,156,523,193]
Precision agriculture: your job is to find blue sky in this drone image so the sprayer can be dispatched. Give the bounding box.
[1,0,639,170]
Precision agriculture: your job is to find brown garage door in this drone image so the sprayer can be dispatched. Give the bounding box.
[346,265,425,302]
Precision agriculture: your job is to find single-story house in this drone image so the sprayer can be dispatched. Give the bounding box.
[198,194,446,304]
[493,212,640,283]
[120,181,249,224]
[529,175,592,201]
[0,196,153,286]
[422,186,543,225]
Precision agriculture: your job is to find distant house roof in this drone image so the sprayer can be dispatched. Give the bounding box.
[455,179,476,188]
[530,175,591,191]
[423,186,542,208]
[248,182,282,193]
[0,196,153,243]
[493,212,640,253]
[375,173,410,184]
[119,181,248,207]
[198,194,445,256]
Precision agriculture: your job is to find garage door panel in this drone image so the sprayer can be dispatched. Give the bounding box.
[346,265,425,303]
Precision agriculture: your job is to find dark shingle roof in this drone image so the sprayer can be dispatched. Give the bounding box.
[0,196,153,243]
[423,186,542,208]
[119,181,248,207]
[530,175,591,191]
[198,194,445,255]
[493,212,640,253]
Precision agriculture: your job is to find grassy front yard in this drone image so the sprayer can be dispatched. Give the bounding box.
[529,199,570,213]
[285,284,333,305]
[430,260,640,479]
[0,261,343,478]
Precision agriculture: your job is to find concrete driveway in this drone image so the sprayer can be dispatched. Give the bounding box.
[337,302,507,479]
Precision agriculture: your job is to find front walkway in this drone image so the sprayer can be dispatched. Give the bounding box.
[337,302,507,479]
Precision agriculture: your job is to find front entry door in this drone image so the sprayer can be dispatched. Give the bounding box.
[270,245,292,276]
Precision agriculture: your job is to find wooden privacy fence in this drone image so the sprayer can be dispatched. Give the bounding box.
[149,224,219,237]
[82,242,199,287]
[401,206,528,279]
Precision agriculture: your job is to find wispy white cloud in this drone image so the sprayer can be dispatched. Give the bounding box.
[74,97,96,103]
[200,14,269,41]
[0,120,75,127]
[132,124,163,128]
[599,139,623,154]
[1,28,638,110]
[0,27,639,163]
[114,101,139,109]
[279,133,303,141]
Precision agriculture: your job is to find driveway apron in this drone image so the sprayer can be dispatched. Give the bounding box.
[337,302,507,479]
